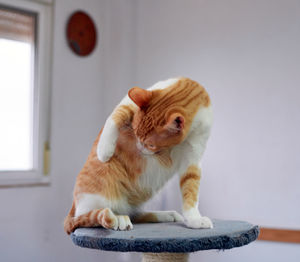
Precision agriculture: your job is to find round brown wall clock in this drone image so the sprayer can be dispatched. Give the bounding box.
[66,11,97,56]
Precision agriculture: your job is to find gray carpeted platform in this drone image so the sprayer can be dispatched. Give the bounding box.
[71,219,259,253]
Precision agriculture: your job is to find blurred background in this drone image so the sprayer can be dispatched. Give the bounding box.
[0,0,299,261]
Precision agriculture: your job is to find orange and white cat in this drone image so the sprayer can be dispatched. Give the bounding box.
[64,77,213,234]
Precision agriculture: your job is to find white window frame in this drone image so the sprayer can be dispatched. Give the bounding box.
[0,0,52,187]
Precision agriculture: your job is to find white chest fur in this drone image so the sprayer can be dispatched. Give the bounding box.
[138,154,178,193]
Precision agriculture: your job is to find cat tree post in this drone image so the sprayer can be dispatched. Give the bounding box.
[70,220,259,262]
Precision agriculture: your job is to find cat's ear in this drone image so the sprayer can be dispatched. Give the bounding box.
[164,113,185,133]
[128,87,152,108]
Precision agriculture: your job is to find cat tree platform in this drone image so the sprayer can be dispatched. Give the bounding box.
[70,219,259,262]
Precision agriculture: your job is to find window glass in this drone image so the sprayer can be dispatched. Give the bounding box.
[0,7,36,170]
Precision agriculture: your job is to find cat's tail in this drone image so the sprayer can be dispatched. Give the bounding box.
[63,203,117,234]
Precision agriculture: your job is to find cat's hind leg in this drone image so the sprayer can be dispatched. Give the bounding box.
[64,207,115,234]
[97,208,133,231]
[64,207,133,234]
[115,215,133,230]
[132,211,183,223]
[64,194,134,234]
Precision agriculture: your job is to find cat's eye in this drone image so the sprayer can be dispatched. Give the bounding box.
[148,144,156,149]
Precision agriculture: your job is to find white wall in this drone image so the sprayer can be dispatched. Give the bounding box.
[1,1,300,262]
[134,0,300,261]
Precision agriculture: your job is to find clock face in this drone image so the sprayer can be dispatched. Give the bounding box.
[66,11,97,56]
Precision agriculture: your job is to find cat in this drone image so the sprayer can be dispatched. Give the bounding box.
[64,77,213,234]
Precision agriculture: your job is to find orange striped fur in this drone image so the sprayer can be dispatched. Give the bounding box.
[180,165,201,210]
[131,78,210,150]
[64,77,212,234]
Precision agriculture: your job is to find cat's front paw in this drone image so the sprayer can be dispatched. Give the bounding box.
[97,121,118,162]
[185,216,213,229]
[97,140,116,162]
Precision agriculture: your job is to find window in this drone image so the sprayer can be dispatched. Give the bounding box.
[0,0,52,186]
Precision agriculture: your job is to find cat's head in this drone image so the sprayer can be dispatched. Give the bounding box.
[128,86,186,155]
